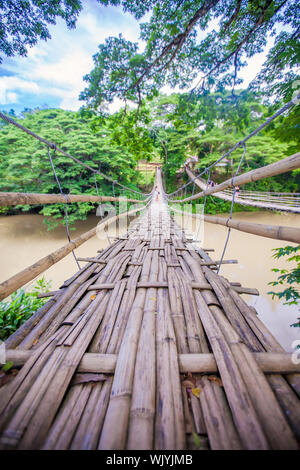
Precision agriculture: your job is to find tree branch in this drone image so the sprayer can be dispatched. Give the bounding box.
[221,0,242,34]
[129,0,220,92]
[193,0,288,91]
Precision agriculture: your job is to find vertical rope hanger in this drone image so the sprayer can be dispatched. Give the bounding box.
[94,174,99,197]
[47,145,81,270]
[196,168,210,241]
[217,143,247,274]
[192,181,196,197]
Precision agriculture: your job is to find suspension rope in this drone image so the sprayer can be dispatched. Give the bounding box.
[195,168,210,241]
[203,168,211,212]
[192,181,196,196]
[94,174,99,197]
[217,143,247,274]
[47,146,81,270]
[0,112,149,197]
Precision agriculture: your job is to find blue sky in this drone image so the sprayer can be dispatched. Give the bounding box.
[0,1,273,114]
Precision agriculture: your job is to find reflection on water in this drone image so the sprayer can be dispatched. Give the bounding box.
[176,210,300,352]
[0,212,131,294]
[0,210,299,351]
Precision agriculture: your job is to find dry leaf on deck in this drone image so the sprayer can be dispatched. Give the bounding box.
[90,295,96,300]
[191,387,202,398]
[193,432,202,449]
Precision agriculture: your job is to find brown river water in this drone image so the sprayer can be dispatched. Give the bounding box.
[0,210,299,351]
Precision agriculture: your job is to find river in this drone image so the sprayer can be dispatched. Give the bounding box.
[0,210,299,351]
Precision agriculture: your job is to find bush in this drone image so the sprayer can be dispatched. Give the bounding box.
[0,277,51,341]
[268,245,300,328]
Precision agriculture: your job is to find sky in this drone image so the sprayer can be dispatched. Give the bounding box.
[0,1,273,114]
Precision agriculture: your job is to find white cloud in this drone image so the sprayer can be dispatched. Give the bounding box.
[0,76,40,105]
[0,2,279,113]
[0,3,142,111]
[6,92,18,103]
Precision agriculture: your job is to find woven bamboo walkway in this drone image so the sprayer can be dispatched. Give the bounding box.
[0,169,299,450]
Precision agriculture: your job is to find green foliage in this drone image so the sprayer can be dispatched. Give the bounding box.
[0,108,142,228]
[0,277,51,341]
[141,90,299,196]
[268,245,300,328]
[80,1,299,109]
[0,0,83,62]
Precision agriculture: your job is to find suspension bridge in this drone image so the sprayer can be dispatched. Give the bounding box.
[185,166,300,213]
[0,99,299,450]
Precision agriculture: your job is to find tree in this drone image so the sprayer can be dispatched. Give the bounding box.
[0,108,141,228]
[0,0,82,62]
[94,89,299,195]
[80,0,300,111]
[268,245,300,328]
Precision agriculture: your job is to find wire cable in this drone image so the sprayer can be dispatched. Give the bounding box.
[47,146,81,270]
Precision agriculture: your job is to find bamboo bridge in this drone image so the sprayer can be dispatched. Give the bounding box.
[0,103,300,450]
[185,166,300,213]
[0,166,300,450]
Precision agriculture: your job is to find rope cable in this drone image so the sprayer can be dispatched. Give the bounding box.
[47,146,81,270]
[94,174,99,197]
[217,143,247,274]
[0,111,149,197]
[167,93,300,197]
[196,168,210,241]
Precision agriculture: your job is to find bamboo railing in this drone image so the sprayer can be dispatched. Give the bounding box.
[0,192,144,206]
[176,152,300,203]
[170,206,300,244]
[184,171,300,213]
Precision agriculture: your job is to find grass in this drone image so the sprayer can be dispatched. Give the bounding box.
[0,277,51,341]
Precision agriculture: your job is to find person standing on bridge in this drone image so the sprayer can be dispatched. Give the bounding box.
[154,185,160,202]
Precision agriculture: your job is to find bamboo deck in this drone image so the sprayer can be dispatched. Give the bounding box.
[0,169,299,450]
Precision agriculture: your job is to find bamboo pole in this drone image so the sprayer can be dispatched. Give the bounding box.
[170,206,300,244]
[43,260,134,450]
[155,257,185,450]
[183,169,300,213]
[98,251,153,449]
[0,206,145,301]
[127,250,158,449]
[5,350,300,375]
[203,214,300,244]
[179,152,300,202]
[0,191,143,206]
[198,244,300,438]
